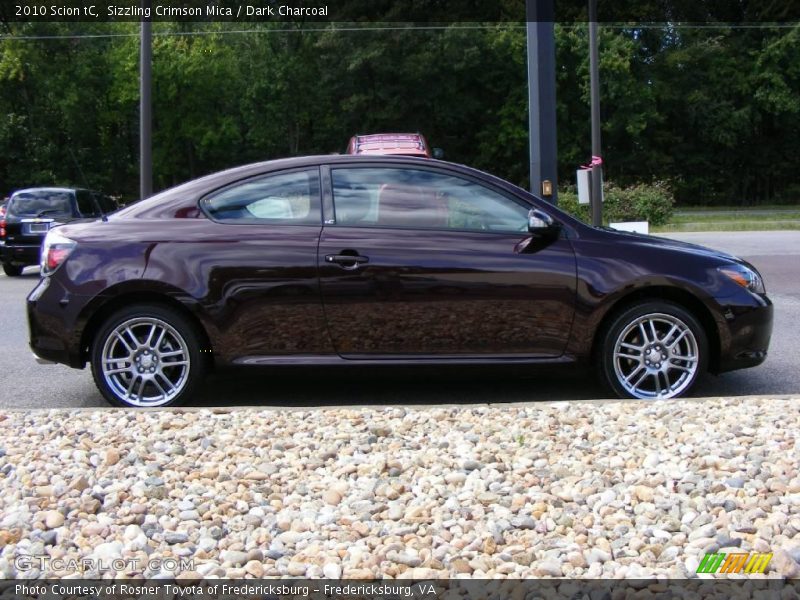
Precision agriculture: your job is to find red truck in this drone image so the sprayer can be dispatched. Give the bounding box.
[346,133,443,159]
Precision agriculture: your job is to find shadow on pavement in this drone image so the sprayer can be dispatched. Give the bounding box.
[191,365,602,407]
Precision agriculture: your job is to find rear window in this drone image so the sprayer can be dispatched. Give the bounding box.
[8,191,74,219]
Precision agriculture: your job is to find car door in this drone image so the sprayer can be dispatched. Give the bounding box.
[193,167,329,357]
[318,165,577,357]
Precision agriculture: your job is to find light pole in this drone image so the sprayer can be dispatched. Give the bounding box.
[140,0,152,199]
[526,0,558,204]
[588,0,603,226]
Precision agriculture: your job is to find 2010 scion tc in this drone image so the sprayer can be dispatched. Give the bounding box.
[27,155,773,407]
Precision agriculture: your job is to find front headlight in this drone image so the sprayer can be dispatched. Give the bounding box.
[718,264,765,294]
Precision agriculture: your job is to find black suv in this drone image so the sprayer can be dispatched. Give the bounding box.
[1,187,115,277]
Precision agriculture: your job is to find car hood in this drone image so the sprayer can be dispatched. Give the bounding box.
[596,227,747,265]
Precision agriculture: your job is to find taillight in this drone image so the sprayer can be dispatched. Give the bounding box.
[40,230,76,276]
[0,218,5,238]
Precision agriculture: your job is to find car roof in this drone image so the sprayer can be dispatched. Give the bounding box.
[113,154,535,220]
[144,154,459,192]
[12,187,83,195]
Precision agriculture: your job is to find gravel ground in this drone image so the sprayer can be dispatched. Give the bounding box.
[1,397,799,580]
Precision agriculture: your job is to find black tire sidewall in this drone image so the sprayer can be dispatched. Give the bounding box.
[598,301,708,399]
[90,304,205,407]
[2,263,24,277]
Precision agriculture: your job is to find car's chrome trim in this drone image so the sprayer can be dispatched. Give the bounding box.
[232,354,575,366]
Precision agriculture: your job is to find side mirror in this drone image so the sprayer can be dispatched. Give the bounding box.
[432,148,445,160]
[528,208,559,235]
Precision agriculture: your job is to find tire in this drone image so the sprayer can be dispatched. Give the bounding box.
[597,300,708,400]
[90,304,207,407]
[2,263,24,277]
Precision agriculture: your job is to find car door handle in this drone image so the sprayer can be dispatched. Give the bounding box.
[325,253,369,269]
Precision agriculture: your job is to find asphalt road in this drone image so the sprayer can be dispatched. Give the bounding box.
[1,231,798,408]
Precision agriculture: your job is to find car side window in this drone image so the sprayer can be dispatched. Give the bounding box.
[75,190,100,217]
[95,193,117,215]
[331,168,529,233]
[203,169,321,225]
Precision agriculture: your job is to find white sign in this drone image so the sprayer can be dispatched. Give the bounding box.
[577,169,591,205]
[610,221,650,234]
[577,169,604,205]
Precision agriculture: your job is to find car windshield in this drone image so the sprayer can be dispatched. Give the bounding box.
[8,191,73,218]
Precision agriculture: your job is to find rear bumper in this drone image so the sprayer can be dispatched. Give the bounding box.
[27,277,85,368]
[32,352,56,365]
[1,242,41,266]
[716,293,773,373]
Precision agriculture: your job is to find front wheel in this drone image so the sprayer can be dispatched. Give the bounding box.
[598,301,708,399]
[90,304,206,407]
[2,263,24,277]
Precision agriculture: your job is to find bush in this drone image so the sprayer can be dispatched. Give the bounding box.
[556,181,675,227]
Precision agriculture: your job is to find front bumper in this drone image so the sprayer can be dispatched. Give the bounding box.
[716,293,773,373]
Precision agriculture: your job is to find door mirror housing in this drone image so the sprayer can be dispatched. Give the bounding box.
[527,209,559,236]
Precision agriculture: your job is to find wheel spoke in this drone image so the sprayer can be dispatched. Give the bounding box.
[105,365,132,376]
[662,323,679,346]
[667,330,688,349]
[136,377,146,402]
[152,377,168,399]
[160,349,185,358]
[125,374,139,398]
[615,352,641,361]
[115,332,134,354]
[144,324,158,347]
[654,372,669,397]
[124,326,140,347]
[155,372,177,395]
[162,360,188,367]
[648,320,659,343]
[620,341,643,351]
[154,328,166,351]
[629,369,649,390]
[104,358,130,367]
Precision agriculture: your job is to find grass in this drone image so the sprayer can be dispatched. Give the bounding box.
[674,204,800,212]
[652,205,800,232]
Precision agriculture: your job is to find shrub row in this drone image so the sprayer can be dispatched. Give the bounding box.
[557,181,675,226]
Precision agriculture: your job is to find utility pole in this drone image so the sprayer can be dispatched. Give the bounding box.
[140,0,153,199]
[526,0,558,204]
[588,0,603,226]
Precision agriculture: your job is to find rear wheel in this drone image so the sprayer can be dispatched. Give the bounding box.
[2,264,23,277]
[90,304,206,407]
[598,301,707,399]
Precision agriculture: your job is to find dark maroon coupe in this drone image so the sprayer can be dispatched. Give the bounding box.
[27,156,772,407]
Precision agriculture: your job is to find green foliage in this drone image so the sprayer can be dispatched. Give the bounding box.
[558,181,675,226]
[0,21,798,206]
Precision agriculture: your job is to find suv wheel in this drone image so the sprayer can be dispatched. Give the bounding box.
[90,304,206,407]
[2,264,23,277]
[598,301,707,399]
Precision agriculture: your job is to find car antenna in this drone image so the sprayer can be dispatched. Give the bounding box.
[67,144,108,222]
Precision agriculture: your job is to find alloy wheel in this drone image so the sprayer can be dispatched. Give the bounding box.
[100,316,191,407]
[612,312,700,399]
